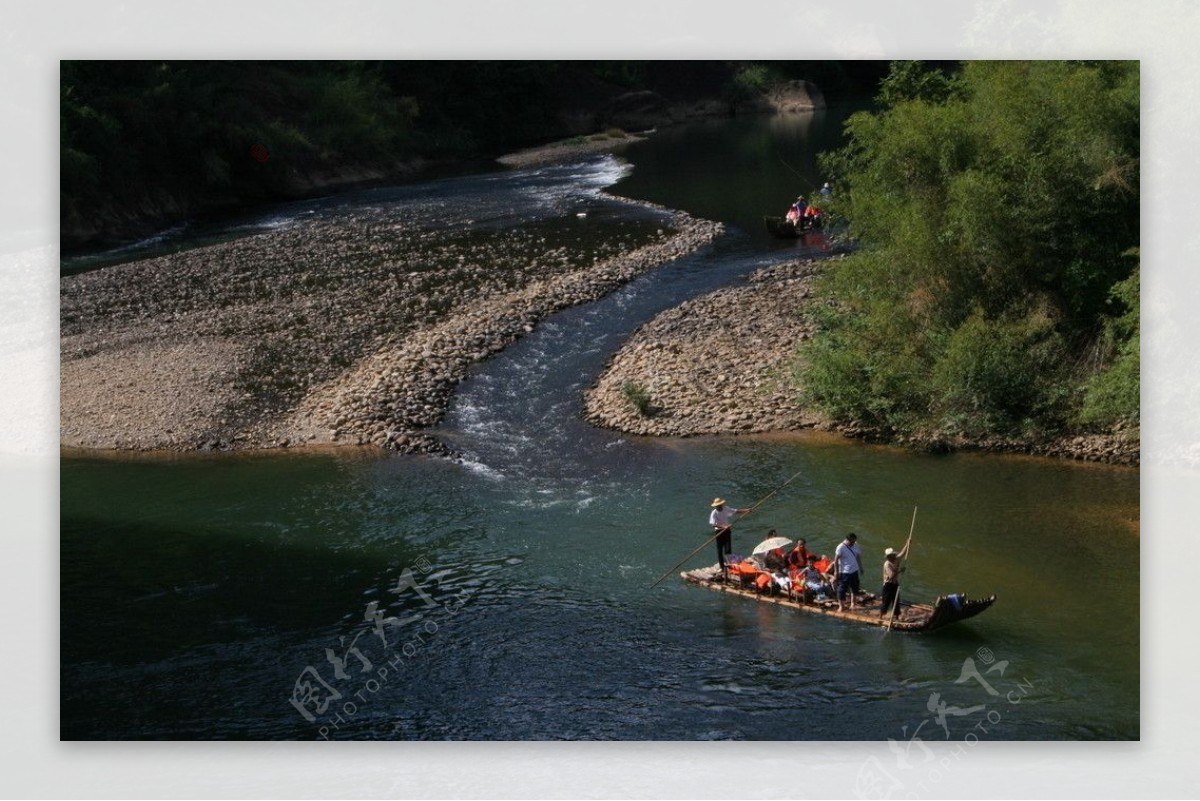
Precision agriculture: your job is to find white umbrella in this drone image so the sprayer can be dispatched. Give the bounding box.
[751,536,793,555]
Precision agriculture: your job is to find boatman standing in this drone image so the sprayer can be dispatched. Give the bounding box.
[709,498,750,580]
[879,542,912,620]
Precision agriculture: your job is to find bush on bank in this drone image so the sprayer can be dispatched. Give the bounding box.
[801,60,1139,441]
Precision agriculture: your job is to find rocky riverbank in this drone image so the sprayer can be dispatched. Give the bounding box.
[496,131,647,169]
[584,256,1140,467]
[61,199,723,456]
[584,258,833,436]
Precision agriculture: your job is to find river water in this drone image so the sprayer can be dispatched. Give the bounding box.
[60,106,1139,741]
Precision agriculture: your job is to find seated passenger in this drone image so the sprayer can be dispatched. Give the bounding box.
[786,538,812,570]
[795,554,832,602]
[764,546,789,572]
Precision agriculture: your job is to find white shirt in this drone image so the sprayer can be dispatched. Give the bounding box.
[834,540,862,574]
[797,566,824,585]
[709,506,738,528]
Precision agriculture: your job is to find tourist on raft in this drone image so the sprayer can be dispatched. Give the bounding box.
[785,196,807,224]
[709,497,750,579]
[786,538,812,570]
[762,530,790,572]
[879,542,912,620]
[793,554,831,602]
[832,532,864,611]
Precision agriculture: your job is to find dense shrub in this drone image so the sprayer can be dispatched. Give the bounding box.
[803,60,1139,438]
[929,309,1069,436]
[1076,255,1140,428]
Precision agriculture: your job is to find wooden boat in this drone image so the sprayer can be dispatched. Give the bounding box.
[681,564,996,633]
[764,214,823,238]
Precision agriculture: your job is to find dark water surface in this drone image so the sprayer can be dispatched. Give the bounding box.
[60,108,1139,740]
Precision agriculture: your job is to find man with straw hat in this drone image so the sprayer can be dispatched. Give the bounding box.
[879,542,912,620]
[709,497,750,580]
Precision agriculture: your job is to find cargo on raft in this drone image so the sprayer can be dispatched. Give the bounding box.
[681,563,996,633]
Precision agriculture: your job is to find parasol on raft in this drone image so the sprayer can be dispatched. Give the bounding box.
[751,536,794,555]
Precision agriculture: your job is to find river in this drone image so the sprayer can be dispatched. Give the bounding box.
[60,105,1139,741]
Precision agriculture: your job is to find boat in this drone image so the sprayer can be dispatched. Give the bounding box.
[681,564,996,633]
[764,214,821,239]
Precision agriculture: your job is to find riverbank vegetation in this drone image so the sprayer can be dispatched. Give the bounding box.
[801,61,1139,446]
[61,60,887,249]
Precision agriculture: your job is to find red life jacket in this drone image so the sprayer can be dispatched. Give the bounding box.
[787,546,811,567]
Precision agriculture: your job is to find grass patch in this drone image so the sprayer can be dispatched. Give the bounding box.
[621,381,654,416]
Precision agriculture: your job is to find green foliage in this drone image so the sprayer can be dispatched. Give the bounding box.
[930,309,1069,436]
[804,61,1139,440]
[878,61,960,106]
[379,61,564,155]
[1077,253,1140,427]
[725,63,782,104]
[620,381,654,416]
[305,67,417,160]
[592,61,647,88]
[60,61,419,232]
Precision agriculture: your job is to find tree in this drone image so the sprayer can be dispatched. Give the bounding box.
[803,60,1139,439]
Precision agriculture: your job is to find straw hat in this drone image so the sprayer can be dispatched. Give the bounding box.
[884,547,896,556]
[711,498,726,508]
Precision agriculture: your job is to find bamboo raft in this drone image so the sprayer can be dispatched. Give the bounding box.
[681,565,996,633]
[763,214,822,238]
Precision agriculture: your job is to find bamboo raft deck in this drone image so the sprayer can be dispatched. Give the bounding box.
[763,214,822,238]
[681,565,996,633]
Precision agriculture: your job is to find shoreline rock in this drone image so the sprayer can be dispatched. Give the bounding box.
[496,131,647,169]
[584,257,833,437]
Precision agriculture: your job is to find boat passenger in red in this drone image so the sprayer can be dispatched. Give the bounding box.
[786,538,812,570]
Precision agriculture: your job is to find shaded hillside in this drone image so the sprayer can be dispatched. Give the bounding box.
[61,60,888,250]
